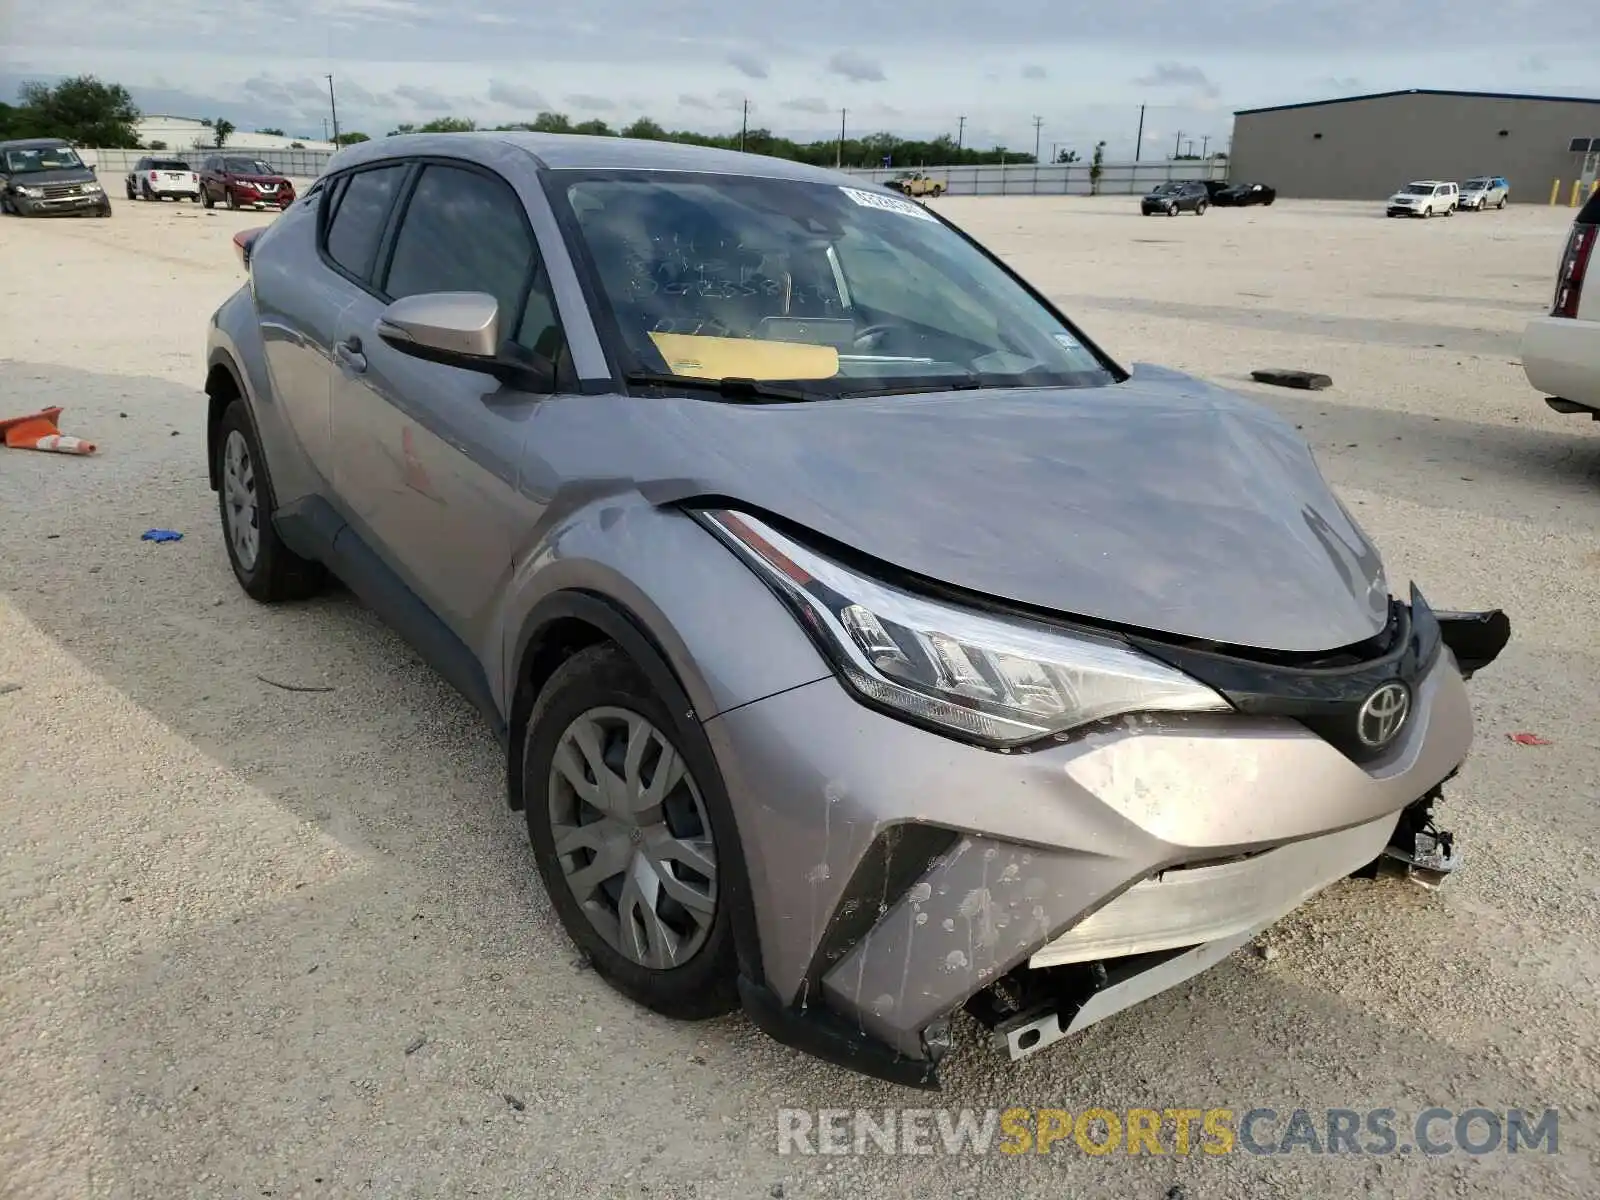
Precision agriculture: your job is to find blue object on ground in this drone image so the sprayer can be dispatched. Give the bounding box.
[141,529,183,543]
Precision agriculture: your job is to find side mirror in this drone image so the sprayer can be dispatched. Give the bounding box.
[375,291,554,390]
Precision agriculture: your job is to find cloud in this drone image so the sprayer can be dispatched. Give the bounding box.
[333,80,394,109]
[726,49,769,79]
[567,93,617,111]
[712,88,748,110]
[781,96,832,114]
[678,93,713,110]
[826,50,885,83]
[1320,76,1363,93]
[393,83,455,111]
[1519,54,1549,73]
[487,79,547,108]
[1021,64,1048,80]
[1133,62,1221,99]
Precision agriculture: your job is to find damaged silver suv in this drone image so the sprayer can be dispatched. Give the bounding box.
[204,133,1510,1086]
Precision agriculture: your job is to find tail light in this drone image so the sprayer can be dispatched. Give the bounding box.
[149,171,159,181]
[1551,221,1596,318]
[233,227,266,269]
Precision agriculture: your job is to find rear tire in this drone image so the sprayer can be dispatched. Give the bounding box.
[125,182,136,200]
[1167,202,1178,216]
[1195,200,1207,215]
[202,188,215,209]
[1497,196,1506,209]
[214,399,326,603]
[522,643,740,1021]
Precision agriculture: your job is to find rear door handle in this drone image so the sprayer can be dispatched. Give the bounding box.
[334,336,366,373]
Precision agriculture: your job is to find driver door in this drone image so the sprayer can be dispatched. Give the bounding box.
[329,159,565,650]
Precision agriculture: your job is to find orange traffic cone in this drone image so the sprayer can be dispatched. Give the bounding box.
[0,407,97,455]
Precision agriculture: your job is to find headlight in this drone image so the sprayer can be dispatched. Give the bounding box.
[83,181,102,192]
[17,186,42,197]
[699,510,1231,747]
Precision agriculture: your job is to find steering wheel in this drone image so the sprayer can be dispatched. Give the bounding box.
[851,323,902,352]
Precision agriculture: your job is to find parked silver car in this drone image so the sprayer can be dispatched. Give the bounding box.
[1458,176,1510,211]
[205,133,1510,1086]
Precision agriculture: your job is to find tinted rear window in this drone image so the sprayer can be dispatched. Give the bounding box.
[151,160,191,171]
[324,165,406,283]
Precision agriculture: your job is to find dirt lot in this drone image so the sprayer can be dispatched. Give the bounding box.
[2,192,1598,1200]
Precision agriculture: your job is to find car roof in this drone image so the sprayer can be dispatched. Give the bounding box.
[0,137,74,150]
[323,131,865,186]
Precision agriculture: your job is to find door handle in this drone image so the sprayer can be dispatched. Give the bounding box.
[334,336,367,373]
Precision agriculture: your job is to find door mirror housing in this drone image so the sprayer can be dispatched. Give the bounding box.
[376,291,554,390]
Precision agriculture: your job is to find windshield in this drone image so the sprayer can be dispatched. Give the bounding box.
[1463,178,1489,189]
[3,145,85,174]
[552,170,1115,396]
[224,158,276,175]
[1151,182,1183,194]
[1399,184,1434,195]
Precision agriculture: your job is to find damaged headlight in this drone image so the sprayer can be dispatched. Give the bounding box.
[699,509,1231,747]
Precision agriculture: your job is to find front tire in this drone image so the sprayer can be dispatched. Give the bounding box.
[225,188,238,210]
[1167,202,1179,216]
[214,399,326,602]
[202,188,215,209]
[522,643,740,1021]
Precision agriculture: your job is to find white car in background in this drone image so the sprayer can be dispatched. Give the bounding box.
[125,156,200,203]
[1385,181,1458,218]
[1458,176,1509,210]
[1521,189,1600,421]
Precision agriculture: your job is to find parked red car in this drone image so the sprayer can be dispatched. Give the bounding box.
[199,154,296,210]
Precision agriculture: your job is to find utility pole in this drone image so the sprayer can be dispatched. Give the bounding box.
[1032,115,1043,163]
[1172,129,1183,159]
[956,115,966,152]
[326,74,340,145]
[740,98,749,152]
[837,108,846,168]
[1135,103,1145,162]
[1050,141,1057,164]
[1184,138,1194,158]
[1201,134,1210,158]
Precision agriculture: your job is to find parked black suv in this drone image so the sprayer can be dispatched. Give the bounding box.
[1140,180,1210,216]
[0,137,112,217]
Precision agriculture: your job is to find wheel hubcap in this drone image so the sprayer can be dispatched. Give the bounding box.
[547,707,717,969]
[221,429,260,569]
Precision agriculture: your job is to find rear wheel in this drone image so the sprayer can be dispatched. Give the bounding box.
[1195,200,1208,215]
[214,399,326,602]
[1167,202,1179,216]
[125,181,136,200]
[1497,196,1506,209]
[522,643,740,1020]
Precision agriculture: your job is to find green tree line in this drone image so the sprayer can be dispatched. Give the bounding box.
[0,76,141,146]
[383,113,1036,166]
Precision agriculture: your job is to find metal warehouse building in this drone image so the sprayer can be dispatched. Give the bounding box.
[1230,89,1600,201]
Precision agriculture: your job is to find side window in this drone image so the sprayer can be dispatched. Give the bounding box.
[381,163,551,352]
[324,165,407,284]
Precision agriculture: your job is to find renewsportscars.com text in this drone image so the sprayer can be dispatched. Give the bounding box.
[777,1107,1561,1157]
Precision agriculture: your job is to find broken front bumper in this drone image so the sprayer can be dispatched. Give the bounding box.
[706,603,1509,1088]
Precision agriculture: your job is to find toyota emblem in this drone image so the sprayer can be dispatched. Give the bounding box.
[1357,682,1411,748]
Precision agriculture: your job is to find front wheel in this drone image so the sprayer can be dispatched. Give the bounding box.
[225,188,238,210]
[1497,197,1506,209]
[214,400,326,602]
[522,643,740,1021]
[1167,202,1179,216]
[201,188,215,209]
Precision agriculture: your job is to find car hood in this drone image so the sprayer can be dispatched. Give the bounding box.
[598,363,1391,654]
[228,174,289,184]
[7,168,96,186]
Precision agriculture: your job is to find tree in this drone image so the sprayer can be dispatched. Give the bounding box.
[147,139,167,150]
[570,118,614,136]
[1056,148,1080,164]
[212,118,235,148]
[386,123,417,137]
[14,75,141,147]
[257,127,285,136]
[621,117,666,140]
[333,131,370,145]
[417,116,475,133]
[1089,140,1106,195]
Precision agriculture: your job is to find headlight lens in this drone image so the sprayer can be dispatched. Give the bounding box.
[17,186,42,197]
[700,510,1231,747]
[83,181,102,192]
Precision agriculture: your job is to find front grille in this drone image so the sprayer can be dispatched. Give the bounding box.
[41,184,81,199]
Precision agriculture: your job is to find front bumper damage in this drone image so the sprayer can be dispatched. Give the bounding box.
[708,598,1510,1088]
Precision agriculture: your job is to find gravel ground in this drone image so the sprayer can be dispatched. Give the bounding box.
[2,192,1598,1200]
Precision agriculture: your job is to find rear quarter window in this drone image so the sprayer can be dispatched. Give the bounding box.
[323,164,408,284]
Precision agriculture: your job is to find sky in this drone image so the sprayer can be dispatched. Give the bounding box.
[2,0,1596,159]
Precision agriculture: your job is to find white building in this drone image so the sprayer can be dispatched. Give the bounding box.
[135,115,335,153]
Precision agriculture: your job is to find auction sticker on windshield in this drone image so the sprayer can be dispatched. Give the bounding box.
[839,187,939,222]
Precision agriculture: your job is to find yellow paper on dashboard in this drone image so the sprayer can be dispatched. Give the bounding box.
[647,333,840,381]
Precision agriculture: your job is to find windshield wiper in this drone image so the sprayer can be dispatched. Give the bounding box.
[623,371,816,404]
